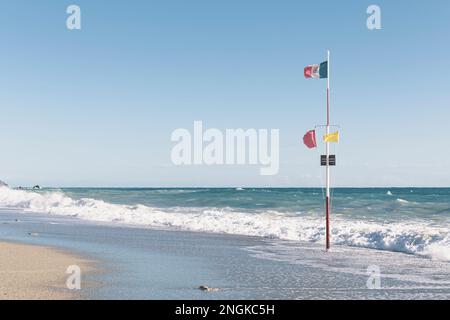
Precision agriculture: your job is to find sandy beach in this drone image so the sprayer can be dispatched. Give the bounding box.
[0,241,93,300]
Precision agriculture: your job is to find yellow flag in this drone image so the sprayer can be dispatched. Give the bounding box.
[323,131,339,143]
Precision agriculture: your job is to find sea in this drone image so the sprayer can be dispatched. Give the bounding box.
[0,186,448,262]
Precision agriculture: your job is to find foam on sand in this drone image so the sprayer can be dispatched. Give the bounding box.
[0,186,448,261]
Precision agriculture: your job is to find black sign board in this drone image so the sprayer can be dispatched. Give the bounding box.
[329,155,336,166]
[321,155,336,166]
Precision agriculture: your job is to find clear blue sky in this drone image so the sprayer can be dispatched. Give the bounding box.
[0,0,449,187]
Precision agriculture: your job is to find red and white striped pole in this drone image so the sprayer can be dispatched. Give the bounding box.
[325,50,331,250]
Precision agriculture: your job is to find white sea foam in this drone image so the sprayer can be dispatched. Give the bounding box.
[0,186,449,261]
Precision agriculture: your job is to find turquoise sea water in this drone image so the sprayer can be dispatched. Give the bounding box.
[0,187,449,261]
[59,187,450,219]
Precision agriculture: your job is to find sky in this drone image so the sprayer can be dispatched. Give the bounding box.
[0,0,449,187]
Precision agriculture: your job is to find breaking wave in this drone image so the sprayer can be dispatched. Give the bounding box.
[0,186,449,261]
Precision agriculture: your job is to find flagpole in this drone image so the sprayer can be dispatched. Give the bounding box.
[325,50,331,251]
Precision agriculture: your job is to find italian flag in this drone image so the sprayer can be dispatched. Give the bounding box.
[304,61,328,79]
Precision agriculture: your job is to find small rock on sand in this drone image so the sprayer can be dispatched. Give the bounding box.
[198,285,219,292]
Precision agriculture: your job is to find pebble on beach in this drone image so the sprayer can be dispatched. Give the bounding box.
[198,285,219,292]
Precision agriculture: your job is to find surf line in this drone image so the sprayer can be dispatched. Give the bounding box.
[303,50,339,251]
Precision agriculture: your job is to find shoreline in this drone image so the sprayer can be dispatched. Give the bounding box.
[0,241,95,300]
[1,208,449,299]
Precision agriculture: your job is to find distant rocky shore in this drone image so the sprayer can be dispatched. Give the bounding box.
[0,181,41,190]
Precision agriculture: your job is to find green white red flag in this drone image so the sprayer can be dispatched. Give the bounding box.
[304,61,328,79]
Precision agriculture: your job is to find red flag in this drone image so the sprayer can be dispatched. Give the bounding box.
[303,130,317,149]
